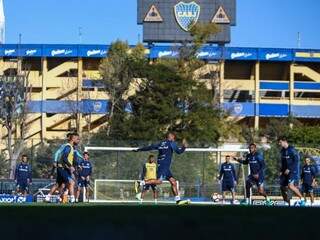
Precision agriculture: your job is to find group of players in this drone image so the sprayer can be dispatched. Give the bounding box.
[14,132,93,203]
[15,131,317,206]
[217,137,317,206]
[44,132,93,203]
[133,134,317,206]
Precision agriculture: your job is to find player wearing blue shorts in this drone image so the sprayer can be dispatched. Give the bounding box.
[134,132,189,205]
[278,137,305,206]
[14,155,32,196]
[235,143,271,205]
[76,151,92,203]
[46,133,82,203]
[218,156,237,204]
[135,155,158,203]
[301,158,317,205]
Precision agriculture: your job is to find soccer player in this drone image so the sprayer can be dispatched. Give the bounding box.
[14,154,32,196]
[278,137,305,206]
[134,132,189,205]
[234,143,272,205]
[218,155,237,204]
[301,157,317,205]
[46,132,80,203]
[76,151,92,203]
[136,154,158,203]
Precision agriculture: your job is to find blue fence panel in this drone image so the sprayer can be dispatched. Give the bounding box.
[291,105,320,118]
[295,82,320,90]
[260,81,289,90]
[259,103,289,117]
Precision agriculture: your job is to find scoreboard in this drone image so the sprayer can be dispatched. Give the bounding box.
[137,0,236,44]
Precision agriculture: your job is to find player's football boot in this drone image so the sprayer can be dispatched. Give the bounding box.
[135,192,142,201]
[264,199,274,206]
[240,199,250,205]
[299,199,306,207]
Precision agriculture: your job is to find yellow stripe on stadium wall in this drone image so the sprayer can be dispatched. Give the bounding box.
[295,52,320,58]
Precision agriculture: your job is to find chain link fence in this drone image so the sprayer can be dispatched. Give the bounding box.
[0,138,319,199]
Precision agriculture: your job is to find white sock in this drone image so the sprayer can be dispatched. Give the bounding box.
[140,180,145,186]
[175,196,181,202]
[70,195,75,203]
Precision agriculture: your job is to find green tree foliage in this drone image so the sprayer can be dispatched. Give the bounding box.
[99,41,147,137]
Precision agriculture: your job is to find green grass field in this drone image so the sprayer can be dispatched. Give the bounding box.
[0,203,318,239]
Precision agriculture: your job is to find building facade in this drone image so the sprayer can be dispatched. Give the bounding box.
[0,44,320,145]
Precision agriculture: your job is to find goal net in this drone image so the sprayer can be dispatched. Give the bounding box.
[85,145,249,203]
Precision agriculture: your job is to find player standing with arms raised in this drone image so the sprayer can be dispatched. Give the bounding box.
[134,132,189,205]
[278,137,305,206]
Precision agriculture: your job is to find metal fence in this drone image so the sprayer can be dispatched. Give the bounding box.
[0,138,319,200]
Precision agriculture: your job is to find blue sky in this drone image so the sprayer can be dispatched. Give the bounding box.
[5,0,320,49]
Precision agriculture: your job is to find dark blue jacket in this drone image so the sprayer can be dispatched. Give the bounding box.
[301,164,316,185]
[240,152,265,176]
[14,163,32,182]
[138,140,185,169]
[79,160,92,178]
[219,162,237,183]
[280,146,300,174]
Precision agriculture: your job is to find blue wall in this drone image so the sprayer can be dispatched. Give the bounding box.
[1,44,320,62]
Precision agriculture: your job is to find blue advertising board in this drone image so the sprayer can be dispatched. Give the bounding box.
[0,194,33,203]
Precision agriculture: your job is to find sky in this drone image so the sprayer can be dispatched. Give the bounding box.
[4,0,320,49]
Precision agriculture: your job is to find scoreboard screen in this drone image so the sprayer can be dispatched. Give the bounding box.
[137,0,236,44]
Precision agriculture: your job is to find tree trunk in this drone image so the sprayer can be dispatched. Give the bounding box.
[106,100,115,137]
[7,126,15,179]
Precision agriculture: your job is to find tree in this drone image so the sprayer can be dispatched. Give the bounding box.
[99,41,147,137]
[0,74,32,179]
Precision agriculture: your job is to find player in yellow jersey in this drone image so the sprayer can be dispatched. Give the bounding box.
[136,155,158,203]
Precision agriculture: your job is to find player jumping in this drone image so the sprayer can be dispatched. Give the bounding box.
[135,154,158,204]
[14,154,32,196]
[218,155,237,204]
[278,137,305,206]
[134,132,189,205]
[234,143,272,205]
[301,157,317,205]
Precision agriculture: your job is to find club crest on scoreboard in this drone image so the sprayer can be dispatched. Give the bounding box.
[174,1,200,32]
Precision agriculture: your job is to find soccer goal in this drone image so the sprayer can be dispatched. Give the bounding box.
[85,145,249,204]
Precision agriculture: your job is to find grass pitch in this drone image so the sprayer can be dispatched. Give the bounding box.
[0,202,318,239]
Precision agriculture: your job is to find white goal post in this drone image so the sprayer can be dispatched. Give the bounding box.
[85,146,249,153]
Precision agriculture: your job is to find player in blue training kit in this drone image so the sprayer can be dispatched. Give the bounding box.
[301,157,317,205]
[218,156,237,204]
[15,154,32,196]
[278,137,305,206]
[76,151,92,203]
[134,132,189,205]
[235,143,272,205]
[46,133,80,203]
